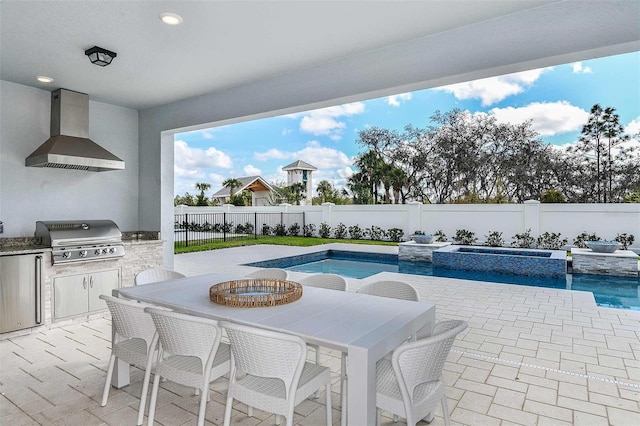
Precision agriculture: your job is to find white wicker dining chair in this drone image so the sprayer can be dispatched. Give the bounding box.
[220,321,332,426]
[300,273,347,291]
[134,268,186,285]
[244,268,288,280]
[99,295,158,426]
[299,273,348,409]
[376,319,467,426]
[356,280,419,301]
[342,280,420,424]
[144,307,231,426]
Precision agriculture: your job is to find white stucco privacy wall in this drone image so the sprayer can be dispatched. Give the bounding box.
[0,81,139,237]
[175,202,640,249]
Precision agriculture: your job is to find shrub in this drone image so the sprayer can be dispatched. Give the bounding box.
[540,189,566,203]
[485,231,504,247]
[387,228,404,242]
[261,223,272,236]
[414,230,425,235]
[348,225,364,240]
[222,222,233,233]
[243,222,254,235]
[287,223,300,236]
[574,231,600,248]
[434,230,447,242]
[319,222,332,238]
[333,222,348,239]
[615,233,635,250]
[234,223,245,234]
[511,229,535,248]
[453,229,477,245]
[273,223,287,236]
[303,224,316,237]
[536,232,568,250]
[366,226,386,241]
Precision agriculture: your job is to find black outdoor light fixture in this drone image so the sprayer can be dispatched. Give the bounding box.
[84,46,117,67]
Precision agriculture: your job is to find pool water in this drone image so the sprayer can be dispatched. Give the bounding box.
[252,251,640,310]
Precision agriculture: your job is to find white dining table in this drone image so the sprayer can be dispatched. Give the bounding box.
[115,273,435,425]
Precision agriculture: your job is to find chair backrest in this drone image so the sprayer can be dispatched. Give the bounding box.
[144,307,223,368]
[356,280,419,301]
[220,321,306,398]
[244,268,288,280]
[392,320,467,405]
[100,295,156,347]
[299,273,346,291]
[135,268,186,285]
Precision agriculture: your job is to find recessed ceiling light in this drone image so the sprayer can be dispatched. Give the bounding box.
[36,76,54,83]
[159,12,183,25]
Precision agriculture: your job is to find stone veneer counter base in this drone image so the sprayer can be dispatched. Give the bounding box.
[398,241,452,261]
[571,248,639,277]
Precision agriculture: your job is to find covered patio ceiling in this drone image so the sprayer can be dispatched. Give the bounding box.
[1,1,639,112]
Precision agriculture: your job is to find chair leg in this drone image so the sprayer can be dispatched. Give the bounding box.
[248,405,253,417]
[441,395,450,426]
[325,382,332,426]
[393,414,399,422]
[340,371,347,426]
[222,395,233,426]
[101,354,116,407]
[313,346,320,398]
[376,408,381,426]
[147,373,161,426]
[197,373,211,426]
[275,414,282,425]
[136,362,154,425]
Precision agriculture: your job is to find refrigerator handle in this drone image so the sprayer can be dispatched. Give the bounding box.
[35,255,42,324]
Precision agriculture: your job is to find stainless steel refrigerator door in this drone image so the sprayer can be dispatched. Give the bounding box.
[0,253,43,333]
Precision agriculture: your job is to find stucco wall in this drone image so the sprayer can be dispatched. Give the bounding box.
[0,81,139,237]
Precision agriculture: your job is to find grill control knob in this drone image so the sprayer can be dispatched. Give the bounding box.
[79,250,88,258]
[62,251,71,258]
[102,248,109,254]
[95,249,102,255]
[109,247,116,254]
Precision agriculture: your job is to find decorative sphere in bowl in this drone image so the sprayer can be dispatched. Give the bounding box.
[585,241,621,253]
[412,234,435,244]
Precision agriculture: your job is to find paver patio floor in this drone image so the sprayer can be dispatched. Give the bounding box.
[1,244,639,425]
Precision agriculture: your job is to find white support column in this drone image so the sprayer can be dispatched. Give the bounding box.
[408,201,422,236]
[321,202,334,227]
[523,200,541,238]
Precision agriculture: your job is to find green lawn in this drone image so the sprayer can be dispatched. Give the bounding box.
[174,236,397,254]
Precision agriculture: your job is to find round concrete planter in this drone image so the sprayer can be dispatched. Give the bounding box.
[586,241,621,253]
[412,234,435,244]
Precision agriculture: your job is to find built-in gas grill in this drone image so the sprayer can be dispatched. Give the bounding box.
[35,220,125,264]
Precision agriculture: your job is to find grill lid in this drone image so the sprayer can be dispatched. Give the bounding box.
[35,220,122,247]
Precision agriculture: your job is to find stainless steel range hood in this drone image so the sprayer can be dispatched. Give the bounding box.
[25,89,125,172]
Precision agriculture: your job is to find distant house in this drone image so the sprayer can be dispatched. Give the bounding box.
[211,176,275,206]
[282,160,317,205]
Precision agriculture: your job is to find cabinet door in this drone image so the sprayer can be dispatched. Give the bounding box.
[88,269,120,312]
[54,273,89,319]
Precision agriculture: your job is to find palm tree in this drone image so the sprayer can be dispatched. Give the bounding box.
[355,150,384,203]
[288,182,306,205]
[316,180,333,203]
[388,167,408,204]
[222,178,243,199]
[194,182,211,206]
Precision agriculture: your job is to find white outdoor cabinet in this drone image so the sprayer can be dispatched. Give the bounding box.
[54,269,120,319]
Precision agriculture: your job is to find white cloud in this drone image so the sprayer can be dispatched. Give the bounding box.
[243,164,262,176]
[388,93,412,107]
[297,102,365,139]
[294,141,353,170]
[254,148,290,161]
[174,140,233,169]
[435,67,553,106]
[571,62,593,74]
[626,116,640,137]
[489,101,589,136]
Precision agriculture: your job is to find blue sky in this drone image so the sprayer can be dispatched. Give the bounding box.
[174,51,640,197]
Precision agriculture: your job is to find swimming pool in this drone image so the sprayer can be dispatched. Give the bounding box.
[247,250,640,310]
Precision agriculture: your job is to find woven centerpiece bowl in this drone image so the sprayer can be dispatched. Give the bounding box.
[209,278,303,307]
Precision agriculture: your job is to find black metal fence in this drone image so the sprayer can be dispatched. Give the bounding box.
[174,212,305,247]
